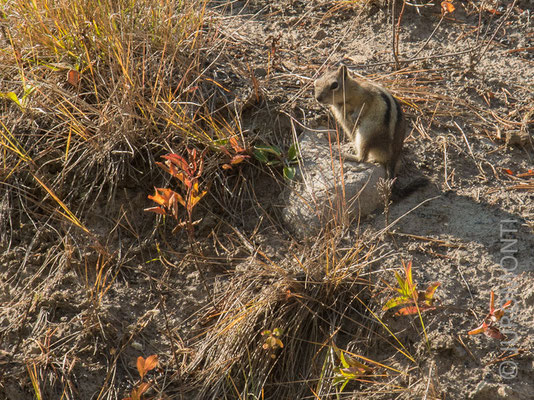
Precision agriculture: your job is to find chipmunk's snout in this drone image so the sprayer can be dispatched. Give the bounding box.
[314,75,339,105]
[314,90,323,103]
[314,83,328,104]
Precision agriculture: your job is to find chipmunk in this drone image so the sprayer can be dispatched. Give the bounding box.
[314,65,406,178]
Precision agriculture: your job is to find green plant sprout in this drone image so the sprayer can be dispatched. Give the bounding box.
[253,143,299,180]
[332,342,374,392]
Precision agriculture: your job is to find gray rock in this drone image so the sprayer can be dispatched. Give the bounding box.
[281,129,386,238]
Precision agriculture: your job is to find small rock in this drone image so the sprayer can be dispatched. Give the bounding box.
[131,341,143,351]
[281,129,386,238]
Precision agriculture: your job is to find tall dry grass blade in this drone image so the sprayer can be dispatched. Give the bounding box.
[31,173,91,234]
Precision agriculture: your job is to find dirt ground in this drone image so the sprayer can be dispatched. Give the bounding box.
[1,1,533,399]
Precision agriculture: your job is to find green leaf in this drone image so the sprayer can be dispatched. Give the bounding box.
[254,144,282,157]
[22,85,36,100]
[266,159,281,166]
[253,149,269,163]
[283,166,295,180]
[212,138,229,147]
[287,143,298,162]
[339,350,350,368]
[383,296,412,311]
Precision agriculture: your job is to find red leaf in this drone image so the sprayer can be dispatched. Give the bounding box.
[162,154,189,172]
[468,321,487,336]
[486,8,503,15]
[484,325,505,340]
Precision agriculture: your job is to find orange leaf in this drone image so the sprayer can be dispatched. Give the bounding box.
[222,163,233,170]
[137,356,146,380]
[492,300,513,322]
[175,192,186,208]
[468,321,487,335]
[489,290,495,312]
[395,306,419,316]
[424,282,441,305]
[135,355,158,380]
[189,190,207,208]
[229,136,246,153]
[404,260,414,291]
[230,154,249,165]
[66,69,80,86]
[148,188,176,207]
[130,382,151,400]
[503,168,514,176]
[144,355,158,373]
[441,1,455,14]
[144,206,168,216]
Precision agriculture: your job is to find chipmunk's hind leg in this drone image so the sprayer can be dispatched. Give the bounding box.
[385,157,398,179]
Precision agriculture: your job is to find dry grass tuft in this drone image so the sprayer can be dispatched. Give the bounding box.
[186,232,403,399]
[1,0,234,219]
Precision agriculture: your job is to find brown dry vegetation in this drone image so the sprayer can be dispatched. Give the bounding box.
[1,1,533,399]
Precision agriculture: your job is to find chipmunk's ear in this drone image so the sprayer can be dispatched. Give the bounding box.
[337,65,348,80]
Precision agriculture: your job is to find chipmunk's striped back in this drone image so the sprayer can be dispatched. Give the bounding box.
[314,66,406,178]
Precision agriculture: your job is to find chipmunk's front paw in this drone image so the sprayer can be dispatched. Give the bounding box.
[341,152,362,163]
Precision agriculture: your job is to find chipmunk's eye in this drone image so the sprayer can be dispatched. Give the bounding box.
[330,81,339,90]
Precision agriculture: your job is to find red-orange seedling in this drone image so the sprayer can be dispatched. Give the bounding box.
[145,148,208,235]
[383,260,440,316]
[468,291,512,340]
[123,382,151,400]
[123,355,159,400]
[219,136,250,170]
[137,355,159,380]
